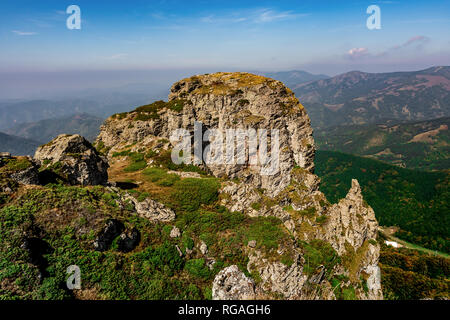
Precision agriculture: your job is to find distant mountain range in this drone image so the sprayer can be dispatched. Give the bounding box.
[315,117,450,171]
[0,88,166,131]
[295,66,450,129]
[5,113,104,144]
[0,132,40,156]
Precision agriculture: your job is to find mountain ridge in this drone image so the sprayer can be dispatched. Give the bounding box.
[0,131,41,156]
[5,113,104,143]
[294,66,450,128]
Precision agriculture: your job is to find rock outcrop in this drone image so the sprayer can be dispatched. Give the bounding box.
[212,265,256,300]
[0,156,40,185]
[9,163,40,185]
[122,194,176,222]
[97,72,315,197]
[34,134,108,186]
[96,72,383,300]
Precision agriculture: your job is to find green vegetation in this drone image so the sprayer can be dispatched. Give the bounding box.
[316,150,450,253]
[330,274,355,300]
[149,149,210,175]
[169,178,220,212]
[379,239,449,300]
[120,152,147,172]
[0,159,295,300]
[142,168,180,187]
[130,100,188,121]
[298,239,340,277]
[0,157,33,174]
[184,259,213,279]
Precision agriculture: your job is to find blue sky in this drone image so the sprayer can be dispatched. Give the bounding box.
[0,0,449,75]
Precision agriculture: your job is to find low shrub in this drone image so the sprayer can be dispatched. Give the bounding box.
[184,259,212,279]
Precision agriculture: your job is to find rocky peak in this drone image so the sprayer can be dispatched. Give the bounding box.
[97,72,315,197]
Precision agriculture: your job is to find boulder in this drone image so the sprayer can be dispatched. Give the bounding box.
[95,72,383,300]
[199,241,208,255]
[34,134,108,186]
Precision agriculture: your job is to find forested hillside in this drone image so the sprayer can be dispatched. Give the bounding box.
[314,117,449,171]
[315,150,449,253]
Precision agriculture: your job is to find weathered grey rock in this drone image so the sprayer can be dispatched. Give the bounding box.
[247,251,307,299]
[212,265,256,300]
[10,160,40,185]
[324,179,378,254]
[248,240,256,248]
[34,134,108,186]
[199,241,208,255]
[170,226,181,238]
[124,194,175,222]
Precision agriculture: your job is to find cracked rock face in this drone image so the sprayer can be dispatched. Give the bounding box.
[34,134,108,186]
[212,265,256,300]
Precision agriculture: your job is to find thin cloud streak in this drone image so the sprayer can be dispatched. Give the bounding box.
[12,30,38,36]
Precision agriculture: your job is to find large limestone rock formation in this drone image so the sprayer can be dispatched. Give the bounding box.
[35,134,108,186]
[96,72,383,300]
[97,72,314,197]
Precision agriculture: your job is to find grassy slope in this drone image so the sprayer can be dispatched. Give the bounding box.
[315,150,449,253]
[0,149,295,300]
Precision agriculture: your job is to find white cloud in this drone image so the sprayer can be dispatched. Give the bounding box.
[200,8,308,25]
[12,30,37,36]
[254,9,304,23]
[347,47,369,59]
